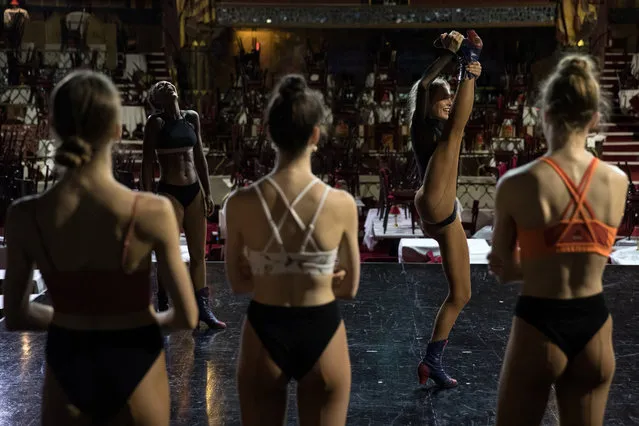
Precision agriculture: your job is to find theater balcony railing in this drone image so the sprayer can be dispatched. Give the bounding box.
[214,1,556,29]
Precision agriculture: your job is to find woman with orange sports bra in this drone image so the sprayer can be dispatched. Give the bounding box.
[224,74,360,426]
[3,70,198,425]
[488,55,628,426]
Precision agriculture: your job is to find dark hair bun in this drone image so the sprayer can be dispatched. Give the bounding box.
[278,75,307,99]
[55,136,93,169]
[266,74,325,156]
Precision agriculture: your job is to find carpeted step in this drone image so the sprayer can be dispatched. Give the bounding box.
[601,153,639,163]
[602,132,639,142]
[601,122,639,132]
[146,52,171,82]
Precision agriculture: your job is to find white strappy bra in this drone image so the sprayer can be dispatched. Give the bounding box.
[245,176,338,276]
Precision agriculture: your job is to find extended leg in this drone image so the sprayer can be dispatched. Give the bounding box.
[415,77,476,224]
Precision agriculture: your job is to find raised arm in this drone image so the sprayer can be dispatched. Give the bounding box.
[224,191,254,294]
[332,191,360,300]
[411,31,463,127]
[3,202,53,331]
[488,173,522,284]
[141,116,161,192]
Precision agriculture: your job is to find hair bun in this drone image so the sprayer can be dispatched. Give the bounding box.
[558,56,595,77]
[55,135,93,169]
[278,74,307,99]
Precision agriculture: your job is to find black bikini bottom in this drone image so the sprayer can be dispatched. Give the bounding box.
[46,323,164,423]
[515,293,609,361]
[247,300,342,381]
[421,200,458,229]
[157,180,200,209]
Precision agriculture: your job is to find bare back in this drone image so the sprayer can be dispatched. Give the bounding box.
[14,179,172,329]
[501,154,628,299]
[228,173,356,306]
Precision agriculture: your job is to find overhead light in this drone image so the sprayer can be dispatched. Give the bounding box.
[266,18,272,23]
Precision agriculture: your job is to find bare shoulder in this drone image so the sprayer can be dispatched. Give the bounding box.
[599,161,630,187]
[5,195,39,230]
[327,187,358,215]
[133,192,177,239]
[496,164,531,192]
[7,194,38,214]
[224,185,255,219]
[226,185,254,205]
[183,110,200,123]
[145,114,163,127]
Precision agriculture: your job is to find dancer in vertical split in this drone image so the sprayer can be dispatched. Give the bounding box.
[408,30,483,387]
[143,81,226,330]
[489,55,624,426]
[225,74,360,426]
[3,70,198,425]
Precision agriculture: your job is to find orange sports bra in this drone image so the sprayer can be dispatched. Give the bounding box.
[517,157,617,260]
[35,195,152,316]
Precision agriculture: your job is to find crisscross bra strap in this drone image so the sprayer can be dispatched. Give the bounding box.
[300,185,332,251]
[254,184,285,249]
[540,157,600,244]
[253,177,323,252]
[539,157,598,221]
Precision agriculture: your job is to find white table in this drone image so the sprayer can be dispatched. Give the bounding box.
[121,106,147,133]
[152,234,190,263]
[610,245,639,265]
[0,269,45,293]
[398,238,491,264]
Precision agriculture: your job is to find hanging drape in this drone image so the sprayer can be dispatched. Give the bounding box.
[556,0,599,47]
[176,0,214,47]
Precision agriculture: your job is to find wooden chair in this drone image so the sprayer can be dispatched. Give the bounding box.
[378,167,417,234]
[462,200,480,237]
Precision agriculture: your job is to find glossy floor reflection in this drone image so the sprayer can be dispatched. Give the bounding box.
[1,264,638,425]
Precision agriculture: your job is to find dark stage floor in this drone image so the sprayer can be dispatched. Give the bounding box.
[1,264,638,425]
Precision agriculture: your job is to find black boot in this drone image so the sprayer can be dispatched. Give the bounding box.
[417,339,458,388]
[196,287,226,330]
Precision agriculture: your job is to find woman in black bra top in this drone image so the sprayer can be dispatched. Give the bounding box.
[408,30,482,388]
[142,81,225,330]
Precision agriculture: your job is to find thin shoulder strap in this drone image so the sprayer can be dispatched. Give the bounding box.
[300,185,332,252]
[254,184,285,251]
[121,194,140,268]
[567,158,599,220]
[33,208,57,272]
